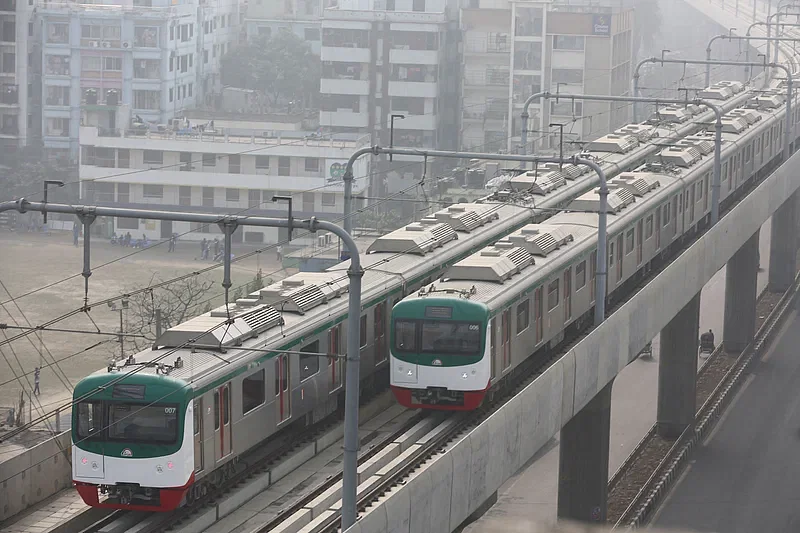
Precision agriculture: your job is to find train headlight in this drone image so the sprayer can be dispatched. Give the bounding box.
[461,372,468,379]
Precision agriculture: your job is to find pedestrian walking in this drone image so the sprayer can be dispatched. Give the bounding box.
[203,241,209,260]
[33,367,40,396]
[125,232,132,247]
[73,223,80,247]
[277,245,283,263]
[200,238,207,259]
[168,233,177,252]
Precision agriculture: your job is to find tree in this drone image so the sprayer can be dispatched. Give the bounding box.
[122,276,215,354]
[221,32,320,112]
[0,145,75,201]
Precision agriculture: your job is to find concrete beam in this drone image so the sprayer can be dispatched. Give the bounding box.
[769,191,798,293]
[557,380,612,524]
[724,231,760,353]
[657,294,700,439]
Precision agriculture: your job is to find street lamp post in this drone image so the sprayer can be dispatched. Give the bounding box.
[272,195,293,241]
[389,113,405,162]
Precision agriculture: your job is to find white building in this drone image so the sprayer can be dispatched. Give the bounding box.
[460,0,634,153]
[245,0,327,55]
[38,0,239,162]
[0,0,36,152]
[78,125,370,245]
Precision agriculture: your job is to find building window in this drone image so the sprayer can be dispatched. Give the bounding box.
[143,150,163,165]
[248,189,260,207]
[134,26,159,47]
[134,59,160,79]
[203,153,216,167]
[550,100,583,117]
[179,186,191,206]
[226,188,240,202]
[278,157,290,176]
[553,35,585,51]
[44,55,69,75]
[412,0,425,11]
[551,68,584,85]
[46,23,69,44]
[118,149,130,169]
[103,57,122,71]
[117,183,130,203]
[304,158,320,172]
[575,261,586,289]
[45,86,70,106]
[299,341,320,381]
[142,184,163,198]
[45,117,70,137]
[117,217,138,230]
[322,193,336,206]
[133,90,160,110]
[255,155,270,171]
[303,192,314,211]
[168,88,173,102]
[202,187,214,207]
[242,369,265,414]
[228,154,240,174]
[516,300,529,332]
[547,279,559,310]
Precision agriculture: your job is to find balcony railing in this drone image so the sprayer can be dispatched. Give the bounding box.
[464,71,509,87]
[464,36,510,54]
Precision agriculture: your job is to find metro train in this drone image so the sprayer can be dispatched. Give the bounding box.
[70,74,796,512]
[389,78,800,410]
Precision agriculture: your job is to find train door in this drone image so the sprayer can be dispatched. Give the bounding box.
[501,310,511,370]
[213,385,232,460]
[655,208,662,250]
[534,287,543,343]
[490,318,497,381]
[636,220,643,265]
[563,269,571,322]
[616,234,623,282]
[276,355,290,423]
[193,398,204,473]
[374,303,386,364]
[328,325,342,392]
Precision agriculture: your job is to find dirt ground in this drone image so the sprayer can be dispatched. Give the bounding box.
[0,229,291,456]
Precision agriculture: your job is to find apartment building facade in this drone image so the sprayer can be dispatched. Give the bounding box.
[319,0,460,154]
[78,125,370,244]
[460,0,633,154]
[38,0,238,162]
[245,0,326,55]
[0,0,37,152]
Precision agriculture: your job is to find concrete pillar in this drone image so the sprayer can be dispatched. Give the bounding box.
[769,192,798,293]
[724,230,759,353]
[657,293,700,439]
[557,380,612,524]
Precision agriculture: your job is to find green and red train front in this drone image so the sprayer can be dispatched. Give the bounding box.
[390,297,491,410]
[72,373,195,511]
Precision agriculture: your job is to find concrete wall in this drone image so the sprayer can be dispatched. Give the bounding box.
[0,431,72,522]
[344,136,800,532]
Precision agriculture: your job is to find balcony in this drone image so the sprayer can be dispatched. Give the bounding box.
[320,77,370,96]
[464,36,510,55]
[389,48,438,66]
[319,110,369,128]
[321,46,370,63]
[463,70,509,88]
[388,80,437,99]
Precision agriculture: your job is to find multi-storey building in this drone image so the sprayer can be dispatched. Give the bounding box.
[78,125,370,244]
[319,0,460,153]
[0,0,36,152]
[38,0,238,162]
[245,0,325,55]
[460,0,634,154]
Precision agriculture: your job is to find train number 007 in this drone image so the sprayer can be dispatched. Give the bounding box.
[164,407,177,414]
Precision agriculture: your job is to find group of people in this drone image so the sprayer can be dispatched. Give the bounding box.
[199,237,225,262]
[110,232,149,248]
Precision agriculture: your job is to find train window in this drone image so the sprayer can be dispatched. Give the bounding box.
[645,216,653,239]
[222,387,230,425]
[360,314,367,347]
[214,391,220,430]
[394,320,417,352]
[516,300,529,333]
[76,401,103,440]
[678,192,682,212]
[300,341,320,381]
[625,229,634,254]
[421,322,481,356]
[663,203,670,225]
[696,181,703,200]
[242,369,265,414]
[547,279,559,310]
[575,261,586,289]
[193,401,200,435]
[108,403,179,444]
[375,303,384,338]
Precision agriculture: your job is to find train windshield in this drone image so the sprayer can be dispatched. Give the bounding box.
[394,319,482,356]
[107,403,179,444]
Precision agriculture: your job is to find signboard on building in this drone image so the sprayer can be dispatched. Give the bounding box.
[325,159,368,193]
[592,14,611,36]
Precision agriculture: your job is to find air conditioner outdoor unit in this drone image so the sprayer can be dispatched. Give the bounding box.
[122,41,131,49]
[101,41,111,48]
[90,40,100,47]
